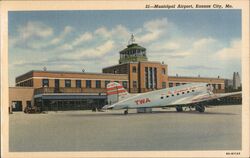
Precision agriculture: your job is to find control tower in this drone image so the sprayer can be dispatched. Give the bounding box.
[119,34,148,64]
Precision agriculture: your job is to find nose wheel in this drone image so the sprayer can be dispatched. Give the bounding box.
[124,109,128,115]
[195,105,205,112]
[176,106,183,112]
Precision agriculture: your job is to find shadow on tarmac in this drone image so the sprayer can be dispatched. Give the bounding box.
[65,110,238,117]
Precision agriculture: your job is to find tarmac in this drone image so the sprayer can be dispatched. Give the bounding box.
[9,105,241,151]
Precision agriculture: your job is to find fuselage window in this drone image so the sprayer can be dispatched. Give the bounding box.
[187,91,190,93]
[172,94,174,97]
[182,92,185,94]
[177,93,179,96]
[166,95,169,98]
[192,90,195,92]
[161,96,164,99]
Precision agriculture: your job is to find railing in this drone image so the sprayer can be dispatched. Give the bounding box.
[34,87,106,95]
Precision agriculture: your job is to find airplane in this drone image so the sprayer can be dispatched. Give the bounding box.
[102,82,241,115]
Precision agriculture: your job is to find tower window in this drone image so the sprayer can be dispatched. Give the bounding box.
[133,81,137,88]
[162,68,166,75]
[132,66,137,73]
[162,82,166,88]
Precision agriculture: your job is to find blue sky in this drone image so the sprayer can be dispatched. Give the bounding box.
[9,10,241,86]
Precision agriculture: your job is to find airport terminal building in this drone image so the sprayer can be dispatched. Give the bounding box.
[9,39,227,112]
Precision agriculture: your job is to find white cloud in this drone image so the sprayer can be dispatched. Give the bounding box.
[72,32,93,46]
[50,26,73,45]
[10,23,73,49]
[17,21,53,40]
[192,37,217,50]
[136,18,169,43]
[150,41,180,52]
[216,39,241,61]
[95,27,111,38]
[144,18,168,31]
[61,40,114,60]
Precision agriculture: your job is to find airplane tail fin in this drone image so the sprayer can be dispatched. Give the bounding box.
[106,82,129,105]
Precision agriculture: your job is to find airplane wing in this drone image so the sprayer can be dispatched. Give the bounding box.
[166,91,242,108]
[189,91,241,104]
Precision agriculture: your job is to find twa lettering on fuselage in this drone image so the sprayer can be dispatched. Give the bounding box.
[135,98,151,105]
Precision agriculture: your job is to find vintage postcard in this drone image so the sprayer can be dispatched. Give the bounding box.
[1,0,249,157]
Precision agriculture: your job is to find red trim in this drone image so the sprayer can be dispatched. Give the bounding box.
[107,89,127,95]
[107,85,124,91]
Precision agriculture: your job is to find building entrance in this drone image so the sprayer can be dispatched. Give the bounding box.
[12,101,23,111]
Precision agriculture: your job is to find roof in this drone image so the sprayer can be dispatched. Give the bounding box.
[102,61,166,69]
[120,43,146,53]
[169,75,225,80]
[16,70,128,79]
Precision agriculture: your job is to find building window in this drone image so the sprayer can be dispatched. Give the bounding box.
[76,80,81,88]
[65,80,71,87]
[162,68,166,75]
[149,67,153,88]
[113,69,117,74]
[169,82,173,87]
[86,80,91,88]
[176,83,180,86]
[132,66,137,73]
[122,81,128,88]
[105,80,110,87]
[42,79,49,87]
[96,80,101,88]
[215,84,218,89]
[162,82,166,88]
[154,67,157,88]
[115,81,119,84]
[212,84,216,89]
[26,101,32,108]
[218,84,221,90]
[133,81,137,88]
[145,67,149,88]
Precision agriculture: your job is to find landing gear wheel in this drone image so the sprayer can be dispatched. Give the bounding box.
[195,105,205,112]
[176,106,183,112]
[124,110,128,115]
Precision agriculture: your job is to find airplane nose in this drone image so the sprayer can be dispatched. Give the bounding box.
[102,105,109,109]
[102,104,113,110]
